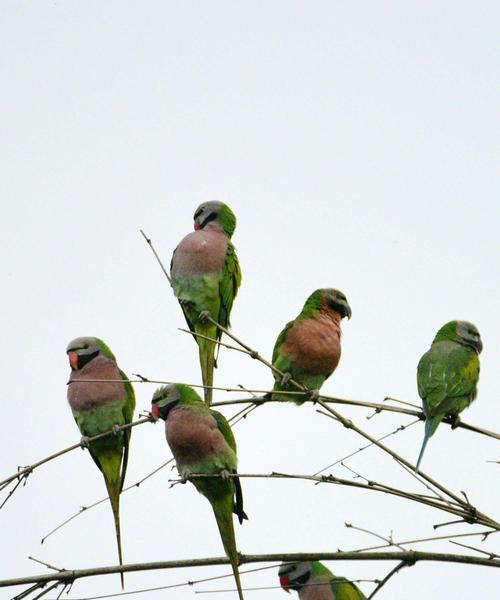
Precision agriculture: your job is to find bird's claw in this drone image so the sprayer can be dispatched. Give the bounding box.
[281,372,292,386]
[112,425,121,436]
[180,299,195,310]
[80,436,90,449]
[219,470,230,481]
[451,415,461,429]
[198,310,211,324]
[308,389,320,402]
[180,470,192,483]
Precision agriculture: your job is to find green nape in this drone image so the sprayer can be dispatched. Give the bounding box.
[94,338,117,362]
[311,560,334,578]
[177,383,205,405]
[299,289,324,319]
[433,321,461,344]
[218,203,237,237]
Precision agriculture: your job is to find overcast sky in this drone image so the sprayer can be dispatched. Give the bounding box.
[1,2,499,599]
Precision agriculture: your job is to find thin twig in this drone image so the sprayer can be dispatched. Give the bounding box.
[449,541,499,559]
[0,417,154,492]
[140,229,171,284]
[344,523,406,551]
[366,560,411,599]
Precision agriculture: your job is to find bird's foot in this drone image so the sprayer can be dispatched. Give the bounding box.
[111,425,121,436]
[219,470,231,481]
[80,436,90,449]
[308,389,320,403]
[450,415,461,429]
[198,310,212,324]
[179,299,195,311]
[180,469,192,483]
[280,372,292,386]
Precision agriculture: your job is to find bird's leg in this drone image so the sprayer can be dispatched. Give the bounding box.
[80,436,90,449]
[111,425,121,436]
[450,415,461,429]
[280,372,292,386]
[180,468,192,483]
[308,389,320,403]
[219,470,231,481]
[198,310,212,324]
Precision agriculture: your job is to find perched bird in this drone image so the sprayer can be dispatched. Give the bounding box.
[279,561,366,599]
[66,337,135,588]
[416,320,482,469]
[271,289,351,404]
[151,384,247,600]
[170,201,241,405]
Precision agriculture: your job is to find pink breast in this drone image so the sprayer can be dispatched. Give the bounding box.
[172,230,228,277]
[283,315,342,375]
[67,356,125,411]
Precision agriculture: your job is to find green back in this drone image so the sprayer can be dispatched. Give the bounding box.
[417,340,479,418]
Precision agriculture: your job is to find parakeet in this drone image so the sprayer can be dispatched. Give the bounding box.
[151,383,247,600]
[66,337,135,588]
[170,201,241,406]
[279,561,366,599]
[271,289,351,404]
[416,320,482,469]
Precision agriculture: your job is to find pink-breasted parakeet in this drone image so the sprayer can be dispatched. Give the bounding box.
[279,561,366,599]
[151,383,247,600]
[271,289,351,404]
[67,337,135,588]
[170,202,241,406]
[416,320,482,469]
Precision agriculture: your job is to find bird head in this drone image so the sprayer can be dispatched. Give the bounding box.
[434,321,483,354]
[66,336,114,371]
[321,289,352,320]
[193,201,237,237]
[151,384,182,421]
[278,562,312,593]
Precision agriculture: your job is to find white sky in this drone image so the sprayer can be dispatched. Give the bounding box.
[1,2,499,599]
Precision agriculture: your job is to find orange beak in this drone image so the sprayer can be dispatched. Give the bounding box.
[151,404,160,420]
[68,351,79,370]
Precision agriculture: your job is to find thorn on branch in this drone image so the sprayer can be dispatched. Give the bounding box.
[132,373,149,382]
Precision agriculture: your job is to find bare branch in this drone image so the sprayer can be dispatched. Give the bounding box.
[366,560,411,599]
[140,229,171,284]
[2,551,499,589]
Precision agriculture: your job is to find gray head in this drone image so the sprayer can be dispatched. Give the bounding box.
[434,321,482,354]
[66,336,113,371]
[279,562,312,593]
[151,384,182,421]
[193,201,237,237]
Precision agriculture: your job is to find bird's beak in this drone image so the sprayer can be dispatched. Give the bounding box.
[151,404,160,420]
[279,576,291,592]
[345,304,352,320]
[194,220,201,231]
[68,351,79,370]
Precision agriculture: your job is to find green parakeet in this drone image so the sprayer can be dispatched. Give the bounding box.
[279,561,366,599]
[67,337,135,588]
[151,383,247,600]
[271,289,351,404]
[416,320,482,469]
[170,201,241,405]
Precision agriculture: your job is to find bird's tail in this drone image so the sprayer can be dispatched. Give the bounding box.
[213,497,244,600]
[197,326,217,406]
[104,471,125,589]
[416,414,443,470]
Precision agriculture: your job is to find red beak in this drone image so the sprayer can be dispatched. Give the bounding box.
[68,351,79,370]
[194,220,201,231]
[151,404,160,420]
[279,575,290,592]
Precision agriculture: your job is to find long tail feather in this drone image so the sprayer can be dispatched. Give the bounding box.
[416,414,443,470]
[105,478,124,589]
[213,499,244,600]
[197,328,217,406]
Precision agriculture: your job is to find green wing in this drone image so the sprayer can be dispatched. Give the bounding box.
[417,343,479,418]
[119,369,136,491]
[210,409,247,523]
[211,409,237,454]
[272,320,294,365]
[218,242,241,333]
[331,577,366,600]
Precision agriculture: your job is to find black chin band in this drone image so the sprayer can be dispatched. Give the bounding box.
[158,399,180,420]
[201,211,218,228]
[77,350,100,370]
[292,572,311,589]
